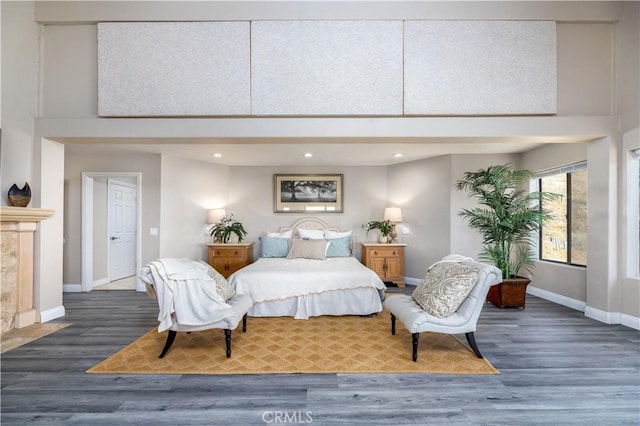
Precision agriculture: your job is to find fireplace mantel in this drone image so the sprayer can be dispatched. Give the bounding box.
[1,206,55,333]
[0,206,55,223]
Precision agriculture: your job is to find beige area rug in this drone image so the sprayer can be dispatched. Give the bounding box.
[1,322,71,354]
[88,310,498,375]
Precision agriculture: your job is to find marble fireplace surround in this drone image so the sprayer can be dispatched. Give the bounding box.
[1,207,55,335]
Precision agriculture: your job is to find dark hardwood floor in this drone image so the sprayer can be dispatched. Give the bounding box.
[1,289,639,425]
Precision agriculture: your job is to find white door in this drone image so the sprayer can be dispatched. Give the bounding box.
[108,180,137,281]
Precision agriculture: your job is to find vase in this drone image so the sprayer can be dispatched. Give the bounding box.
[379,234,389,243]
[8,183,31,207]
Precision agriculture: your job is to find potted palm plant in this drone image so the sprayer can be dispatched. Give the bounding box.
[363,219,393,243]
[210,214,248,243]
[455,164,559,309]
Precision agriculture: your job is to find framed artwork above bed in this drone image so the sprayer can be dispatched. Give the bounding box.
[274,174,343,213]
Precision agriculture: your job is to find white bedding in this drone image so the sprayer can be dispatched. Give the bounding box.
[227,257,386,319]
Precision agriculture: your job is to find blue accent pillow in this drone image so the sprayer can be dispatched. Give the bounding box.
[259,236,290,258]
[326,236,351,257]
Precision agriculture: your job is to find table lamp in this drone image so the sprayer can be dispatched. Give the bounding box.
[384,207,403,243]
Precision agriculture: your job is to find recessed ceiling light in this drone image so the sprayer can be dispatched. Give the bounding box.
[393,153,403,158]
[212,153,222,158]
[303,153,313,158]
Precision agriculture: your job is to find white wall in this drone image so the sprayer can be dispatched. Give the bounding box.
[227,165,387,261]
[34,139,65,320]
[39,20,616,120]
[42,24,97,118]
[159,156,231,261]
[63,147,162,285]
[616,2,640,133]
[586,137,619,317]
[1,1,39,205]
[387,156,451,279]
[556,23,614,116]
[92,178,108,281]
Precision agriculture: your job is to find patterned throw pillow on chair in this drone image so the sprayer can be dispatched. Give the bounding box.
[198,261,235,301]
[412,262,480,318]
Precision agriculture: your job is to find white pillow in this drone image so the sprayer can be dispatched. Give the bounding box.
[324,230,352,239]
[266,229,293,239]
[297,228,325,240]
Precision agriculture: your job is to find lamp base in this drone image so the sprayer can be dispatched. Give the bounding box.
[389,224,398,243]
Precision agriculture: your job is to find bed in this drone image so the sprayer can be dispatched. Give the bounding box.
[227,218,386,319]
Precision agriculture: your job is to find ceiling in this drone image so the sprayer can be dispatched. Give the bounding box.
[61,135,593,166]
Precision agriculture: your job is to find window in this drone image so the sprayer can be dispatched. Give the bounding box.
[636,151,640,275]
[537,163,587,266]
[630,148,640,277]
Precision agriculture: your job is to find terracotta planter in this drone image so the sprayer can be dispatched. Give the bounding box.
[486,277,531,309]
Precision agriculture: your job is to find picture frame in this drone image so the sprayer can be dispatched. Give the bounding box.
[274,174,344,213]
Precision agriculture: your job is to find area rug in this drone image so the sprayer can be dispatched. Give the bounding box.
[88,310,498,375]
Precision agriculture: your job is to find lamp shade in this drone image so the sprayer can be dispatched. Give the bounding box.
[207,208,226,224]
[383,207,403,223]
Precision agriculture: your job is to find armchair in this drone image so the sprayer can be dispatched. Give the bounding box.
[140,258,253,358]
[384,255,501,361]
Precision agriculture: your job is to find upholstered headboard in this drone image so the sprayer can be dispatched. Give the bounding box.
[279,217,357,254]
[279,217,340,234]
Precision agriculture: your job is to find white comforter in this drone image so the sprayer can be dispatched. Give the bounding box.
[228,257,386,303]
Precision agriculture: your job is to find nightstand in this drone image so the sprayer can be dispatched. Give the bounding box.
[206,242,253,278]
[361,243,406,287]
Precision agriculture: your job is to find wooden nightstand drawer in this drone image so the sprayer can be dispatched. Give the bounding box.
[211,247,246,259]
[367,247,402,258]
[207,243,253,278]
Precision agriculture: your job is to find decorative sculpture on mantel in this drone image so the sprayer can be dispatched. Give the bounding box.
[7,183,31,207]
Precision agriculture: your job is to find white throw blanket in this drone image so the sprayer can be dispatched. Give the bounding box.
[139,258,234,332]
[227,257,386,303]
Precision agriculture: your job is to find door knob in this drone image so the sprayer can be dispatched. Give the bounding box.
[110,236,119,240]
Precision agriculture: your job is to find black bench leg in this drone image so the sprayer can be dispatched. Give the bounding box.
[225,329,232,358]
[159,330,177,358]
[242,314,247,333]
[390,313,396,335]
[412,333,419,362]
[465,332,483,358]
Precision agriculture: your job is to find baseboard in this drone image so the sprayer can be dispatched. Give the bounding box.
[526,285,586,312]
[621,313,640,330]
[404,277,420,286]
[63,283,82,293]
[40,305,66,323]
[584,306,622,325]
[529,286,640,330]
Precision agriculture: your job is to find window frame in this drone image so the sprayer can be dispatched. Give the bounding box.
[626,147,640,278]
[536,162,587,268]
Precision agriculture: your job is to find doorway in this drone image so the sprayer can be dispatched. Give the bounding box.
[108,179,137,281]
[81,172,143,292]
